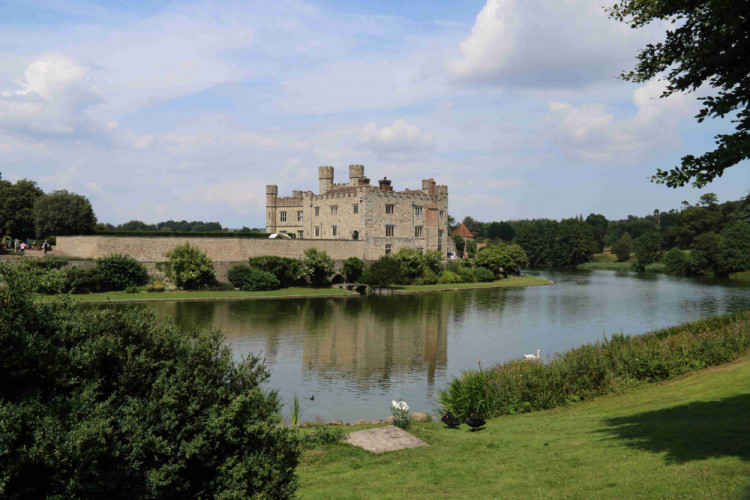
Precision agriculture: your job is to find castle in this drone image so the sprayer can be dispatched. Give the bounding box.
[266,165,450,259]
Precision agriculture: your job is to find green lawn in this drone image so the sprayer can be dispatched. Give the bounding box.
[392,276,551,293]
[37,287,357,303]
[298,355,750,499]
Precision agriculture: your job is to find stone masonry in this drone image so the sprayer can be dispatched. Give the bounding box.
[266,165,450,259]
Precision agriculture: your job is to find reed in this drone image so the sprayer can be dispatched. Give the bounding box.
[729,271,750,282]
[290,395,304,426]
[437,312,750,419]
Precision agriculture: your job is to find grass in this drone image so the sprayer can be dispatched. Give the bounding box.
[577,261,634,271]
[298,354,750,499]
[392,276,551,293]
[730,271,750,283]
[36,287,357,303]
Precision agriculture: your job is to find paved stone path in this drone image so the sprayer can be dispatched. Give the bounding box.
[345,426,429,453]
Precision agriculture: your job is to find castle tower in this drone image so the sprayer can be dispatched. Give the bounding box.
[422,178,437,202]
[266,185,278,233]
[319,166,334,194]
[349,164,365,186]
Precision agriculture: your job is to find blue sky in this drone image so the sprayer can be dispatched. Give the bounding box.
[1,0,748,228]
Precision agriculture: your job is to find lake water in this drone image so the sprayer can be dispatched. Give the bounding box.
[115,270,750,422]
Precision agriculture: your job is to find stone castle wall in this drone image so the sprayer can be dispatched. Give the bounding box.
[56,236,367,263]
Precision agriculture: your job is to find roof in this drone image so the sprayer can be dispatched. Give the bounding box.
[451,223,475,239]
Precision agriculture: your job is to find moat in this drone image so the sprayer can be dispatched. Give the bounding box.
[104,269,750,422]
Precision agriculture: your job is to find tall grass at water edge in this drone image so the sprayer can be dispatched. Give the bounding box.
[730,271,750,282]
[438,312,750,419]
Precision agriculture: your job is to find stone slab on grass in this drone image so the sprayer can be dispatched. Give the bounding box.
[345,426,429,453]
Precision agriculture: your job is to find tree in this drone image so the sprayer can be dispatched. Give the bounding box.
[465,239,478,258]
[476,243,529,278]
[160,242,216,289]
[611,232,634,262]
[451,234,465,256]
[633,231,662,268]
[0,179,44,239]
[698,193,719,207]
[552,218,596,267]
[610,0,750,188]
[585,214,609,253]
[33,190,96,237]
[300,248,333,286]
[365,257,402,287]
[716,222,750,275]
[342,257,365,282]
[0,264,299,498]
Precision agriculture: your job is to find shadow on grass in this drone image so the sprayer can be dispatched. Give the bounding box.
[600,394,750,464]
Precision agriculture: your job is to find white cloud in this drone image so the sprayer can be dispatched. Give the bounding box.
[358,120,434,154]
[0,53,103,136]
[132,134,154,151]
[543,79,695,162]
[446,0,662,87]
[487,178,522,189]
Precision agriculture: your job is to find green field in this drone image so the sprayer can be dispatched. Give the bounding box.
[298,355,750,499]
[392,276,551,293]
[36,287,357,303]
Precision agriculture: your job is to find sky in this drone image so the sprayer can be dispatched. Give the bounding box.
[1,0,748,228]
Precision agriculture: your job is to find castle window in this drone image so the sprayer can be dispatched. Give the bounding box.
[386,225,395,237]
[439,229,444,239]
[352,230,359,240]
[331,205,338,215]
[440,210,445,219]
[298,211,304,222]
[315,207,320,216]
[386,204,394,214]
[298,230,304,239]
[385,244,392,255]
[332,225,338,236]
[280,211,287,222]
[315,226,320,237]
[414,226,423,238]
[414,206,423,216]
[353,204,358,214]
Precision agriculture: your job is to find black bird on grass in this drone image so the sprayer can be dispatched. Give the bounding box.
[466,412,486,432]
[441,412,461,428]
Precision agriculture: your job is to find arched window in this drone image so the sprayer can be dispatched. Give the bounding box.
[352,230,359,240]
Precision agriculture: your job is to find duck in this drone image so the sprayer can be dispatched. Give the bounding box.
[466,412,486,432]
[523,349,541,361]
[441,412,461,428]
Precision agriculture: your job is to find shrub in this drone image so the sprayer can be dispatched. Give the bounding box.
[437,311,750,420]
[633,232,661,269]
[473,267,495,282]
[365,257,402,288]
[392,248,425,284]
[438,270,462,284]
[476,243,529,277]
[300,248,333,287]
[422,269,439,285]
[94,254,149,291]
[422,250,444,275]
[241,268,281,291]
[247,256,302,287]
[16,261,68,294]
[300,425,344,447]
[342,257,365,282]
[145,281,166,292]
[125,285,140,293]
[64,267,103,294]
[159,242,216,290]
[455,266,476,283]
[228,263,255,288]
[0,264,300,498]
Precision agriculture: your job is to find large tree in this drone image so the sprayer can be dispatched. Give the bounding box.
[610,0,750,188]
[33,190,96,237]
[0,179,44,239]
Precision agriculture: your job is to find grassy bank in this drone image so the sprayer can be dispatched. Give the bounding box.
[438,312,750,420]
[392,276,551,293]
[298,353,750,499]
[36,287,358,303]
[730,271,750,283]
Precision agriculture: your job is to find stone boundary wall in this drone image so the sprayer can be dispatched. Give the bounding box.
[57,236,368,263]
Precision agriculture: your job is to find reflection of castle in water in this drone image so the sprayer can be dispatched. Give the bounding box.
[151,294,457,389]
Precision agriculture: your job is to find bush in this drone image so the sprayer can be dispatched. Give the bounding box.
[365,257,402,288]
[94,254,149,291]
[438,270,462,284]
[0,264,300,498]
[633,232,661,269]
[455,266,475,283]
[392,248,425,284]
[476,243,529,277]
[64,267,103,294]
[473,267,496,282]
[159,242,216,290]
[145,281,166,292]
[244,268,280,291]
[16,261,68,294]
[300,248,333,287]
[422,269,439,285]
[437,312,750,420]
[247,256,303,287]
[342,257,365,283]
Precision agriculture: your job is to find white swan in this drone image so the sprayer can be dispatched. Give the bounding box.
[523,349,541,361]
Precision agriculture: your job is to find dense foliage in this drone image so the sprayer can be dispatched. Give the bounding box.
[94,254,149,291]
[342,257,365,283]
[0,179,43,241]
[105,219,225,232]
[32,190,97,237]
[247,256,303,287]
[300,248,334,287]
[475,243,529,278]
[0,264,300,498]
[609,0,750,188]
[364,257,402,288]
[228,263,281,291]
[159,242,216,290]
[438,312,750,420]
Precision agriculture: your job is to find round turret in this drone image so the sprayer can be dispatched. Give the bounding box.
[349,164,365,186]
[319,166,334,194]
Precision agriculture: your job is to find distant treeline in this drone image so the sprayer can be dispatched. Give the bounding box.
[460,192,750,273]
[96,220,265,233]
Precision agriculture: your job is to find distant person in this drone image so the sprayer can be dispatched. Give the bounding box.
[19,242,27,252]
[42,240,50,254]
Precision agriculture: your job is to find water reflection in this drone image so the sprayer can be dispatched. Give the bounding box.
[98,270,750,422]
